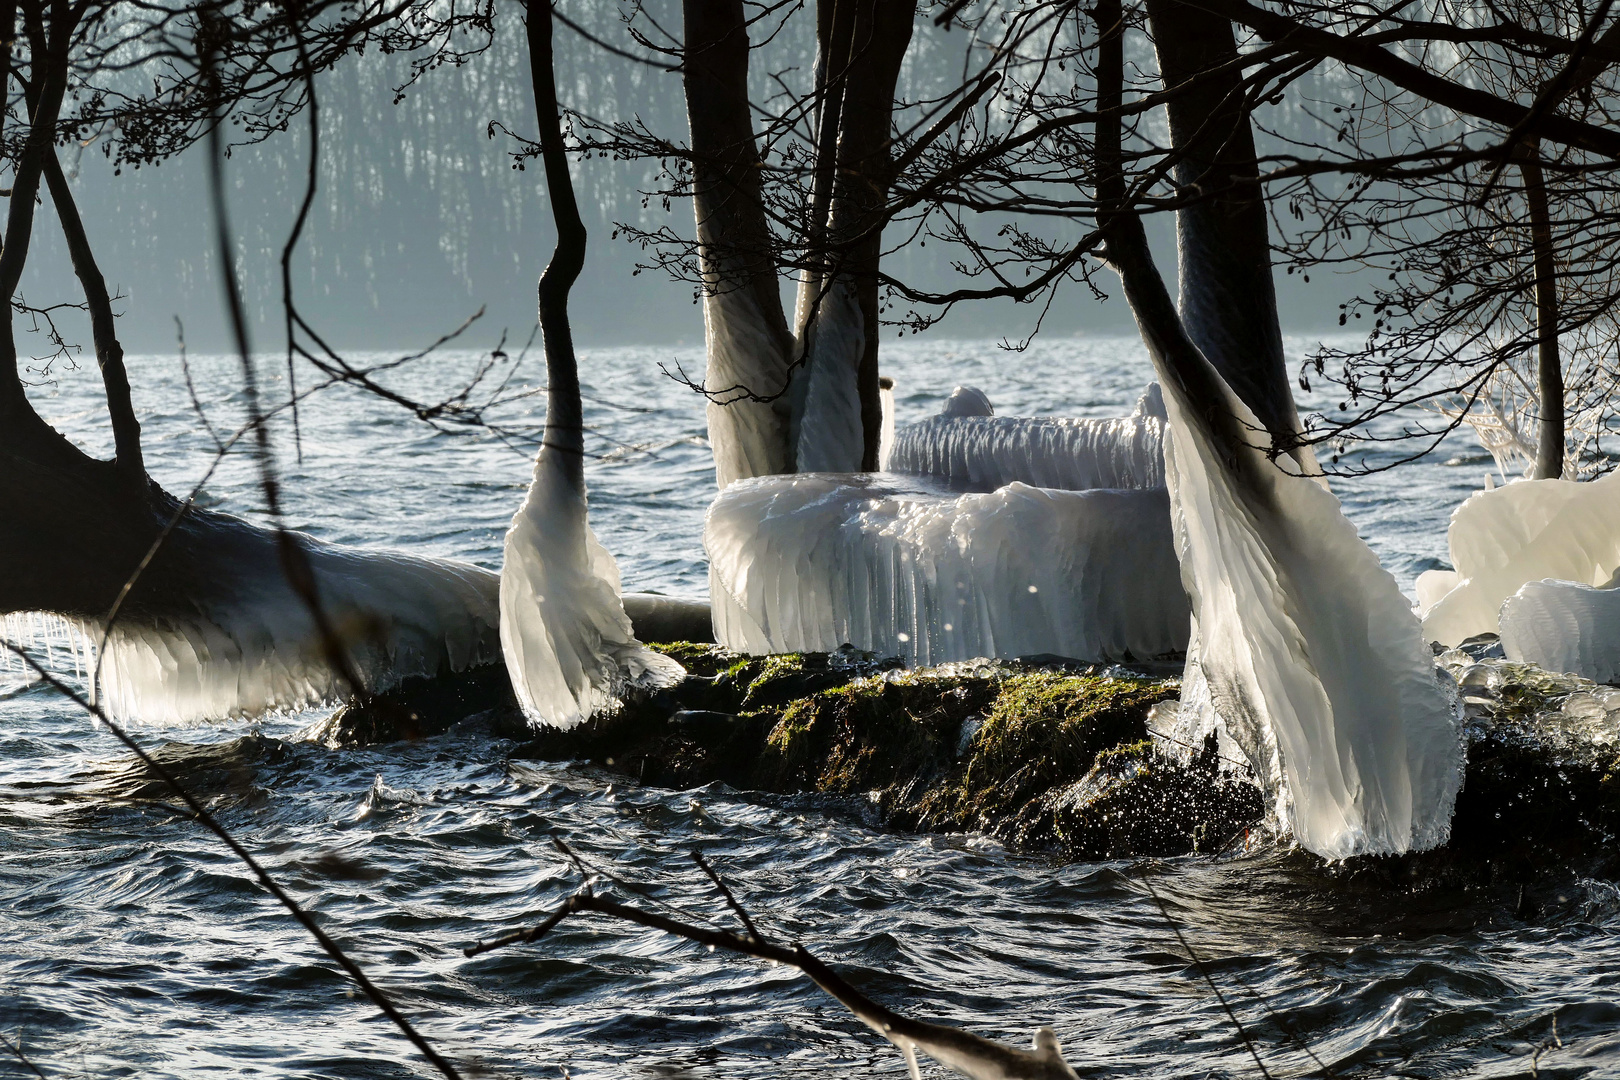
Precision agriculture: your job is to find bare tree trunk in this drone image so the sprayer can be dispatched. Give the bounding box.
[1145,0,1297,457]
[527,0,585,482]
[1520,149,1564,480]
[0,0,70,425]
[42,151,145,480]
[794,0,913,472]
[683,0,796,485]
[1096,0,1250,470]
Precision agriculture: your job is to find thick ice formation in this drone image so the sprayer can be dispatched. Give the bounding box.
[888,385,1166,491]
[1421,472,1620,646]
[705,472,1188,664]
[699,278,794,488]
[1151,364,1462,859]
[500,451,684,730]
[1499,574,1620,684]
[87,541,503,724]
[792,278,867,473]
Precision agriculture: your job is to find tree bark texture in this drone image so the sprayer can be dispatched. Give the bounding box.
[1520,150,1565,480]
[1145,0,1296,455]
[829,0,914,470]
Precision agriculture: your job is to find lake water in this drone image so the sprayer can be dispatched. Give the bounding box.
[1,336,1612,1079]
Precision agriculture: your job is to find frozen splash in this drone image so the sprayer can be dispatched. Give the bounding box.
[705,472,1187,664]
[888,384,1165,492]
[499,451,684,731]
[1152,367,1462,859]
[1421,472,1620,647]
[82,541,502,724]
[1500,576,1620,684]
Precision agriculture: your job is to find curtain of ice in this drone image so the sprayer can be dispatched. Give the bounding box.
[88,541,503,724]
[499,453,683,730]
[1420,472,1620,645]
[700,275,796,488]
[888,386,1166,492]
[706,473,1187,664]
[1152,366,1463,858]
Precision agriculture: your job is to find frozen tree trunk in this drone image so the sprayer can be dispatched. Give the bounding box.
[1145,0,1301,459]
[683,0,796,487]
[1097,1,1461,857]
[792,0,913,473]
[498,0,684,728]
[794,0,914,472]
[1520,149,1565,480]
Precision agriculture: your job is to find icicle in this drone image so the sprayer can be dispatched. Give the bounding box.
[901,1043,921,1080]
[87,543,503,724]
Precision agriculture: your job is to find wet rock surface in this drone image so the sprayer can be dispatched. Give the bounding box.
[308,642,1620,880]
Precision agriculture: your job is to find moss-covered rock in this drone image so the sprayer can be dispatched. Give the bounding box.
[314,639,1620,880]
[502,651,1261,861]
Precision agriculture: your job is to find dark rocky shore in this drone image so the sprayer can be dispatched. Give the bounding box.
[305,641,1620,893]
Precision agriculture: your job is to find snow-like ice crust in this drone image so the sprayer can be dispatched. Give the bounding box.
[1500,575,1620,683]
[888,384,1166,491]
[1153,367,1462,859]
[705,472,1188,664]
[1421,472,1620,646]
[500,451,684,730]
[88,540,504,724]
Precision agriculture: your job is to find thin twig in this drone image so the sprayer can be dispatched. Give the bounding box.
[691,850,759,942]
[0,1029,47,1080]
[1139,871,1274,1080]
[1,643,463,1080]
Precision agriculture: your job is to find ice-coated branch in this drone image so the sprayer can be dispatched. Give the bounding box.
[464,846,1081,1080]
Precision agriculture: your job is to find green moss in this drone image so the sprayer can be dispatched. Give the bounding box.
[916,672,1178,834]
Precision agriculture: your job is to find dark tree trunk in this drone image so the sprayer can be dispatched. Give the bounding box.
[42,151,144,481]
[1145,0,1297,455]
[829,0,914,470]
[0,0,69,421]
[1520,150,1564,480]
[1097,0,1252,474]
[527,0,586,481]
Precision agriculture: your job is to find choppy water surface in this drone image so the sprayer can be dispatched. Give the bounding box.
[2,337,1615,1079]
